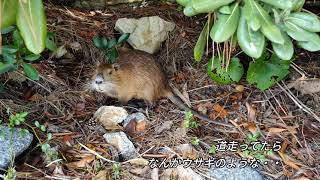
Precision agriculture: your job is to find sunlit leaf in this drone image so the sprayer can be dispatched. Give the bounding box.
[1,0,18,28]
[183,2,198,16]
[16,0,47,54]
[244,0,284,44]
[258,0,293,10]
[237,12,265,59]
[287,12,320,32]
[210,3,240,43]
[272,32,294,60]
[177,0,190,6]
[191,0,234,13]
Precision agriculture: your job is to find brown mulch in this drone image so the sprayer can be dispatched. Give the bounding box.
[0,1,320,179]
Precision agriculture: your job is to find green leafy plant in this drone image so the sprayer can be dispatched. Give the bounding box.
[1,0,52,84]
[243,132,272,162]
[92,33,130,64]
[191,137,200,145]
[177,0,320,90]
[112,162,121,179]
[0,27,56,81]
[183,111,199,129]
[1,0,47,54]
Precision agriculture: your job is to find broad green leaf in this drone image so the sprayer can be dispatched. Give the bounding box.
[177,0,190,6]
[3,53,16,64]
[107,38,117,48]
[237,12,265,59]
[93,36,108,49]
[183,2,198,17]
[291,0,305,11]
[258,0,293,10]
[272,32,294,60]
[0,62,15,74]
[250,0,284,44]
[194,21,209,62]
[1,0,18,28]
[23,54,41,61]
[191,0,234,13]
[284,21,318,41]
[287,12,320,32]
[219,6,231,14]
[106,48,119,64]
[16,0,47,54]
[210,3,240,43]
[13,30,24,48]
[207,57,244,84]
[297,34,320,52]
[247,53,290,90]
[243,0,261,31]
[117,33,130,44]
[2,45,18,54]
[23,63,39,80]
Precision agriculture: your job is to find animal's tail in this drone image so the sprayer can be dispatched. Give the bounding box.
[165,91,233,128]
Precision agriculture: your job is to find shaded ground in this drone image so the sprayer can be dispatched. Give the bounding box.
[0,1,320,179]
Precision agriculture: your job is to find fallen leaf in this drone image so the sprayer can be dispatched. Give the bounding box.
[63,135,73,146]
[278,152,302,170]
[127,158,149,166]
[28,93,43,102]
[267,128,287,135]
[93,170,108,180]
[130,166,150,176]
[246,122,257,134]
[235,85,244,92]
[246,102,256,122]
[182,83,191,107]
[212,104,228,119]
[292,177,310,180]
[66,155,95,168]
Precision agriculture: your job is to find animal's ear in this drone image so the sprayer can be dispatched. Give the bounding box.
[112,63,120,71]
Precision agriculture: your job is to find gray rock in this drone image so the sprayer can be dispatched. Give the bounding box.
[0,125,33,169]
[208,166,263,180]
[115,16,175,54]
[103,132,137,160]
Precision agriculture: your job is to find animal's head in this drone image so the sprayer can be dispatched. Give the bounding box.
[90,63,120,93]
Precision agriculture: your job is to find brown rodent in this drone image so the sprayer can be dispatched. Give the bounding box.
[90,49,232,128]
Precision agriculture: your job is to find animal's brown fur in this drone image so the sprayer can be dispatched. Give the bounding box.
[90,49,232,128]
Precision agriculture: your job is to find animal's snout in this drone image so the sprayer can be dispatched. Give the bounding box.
[95,73,104,84]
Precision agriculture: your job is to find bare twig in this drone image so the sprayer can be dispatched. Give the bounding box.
[278,82,320,122]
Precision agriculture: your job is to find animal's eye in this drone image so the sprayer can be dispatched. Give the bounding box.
[108,71,112,75]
